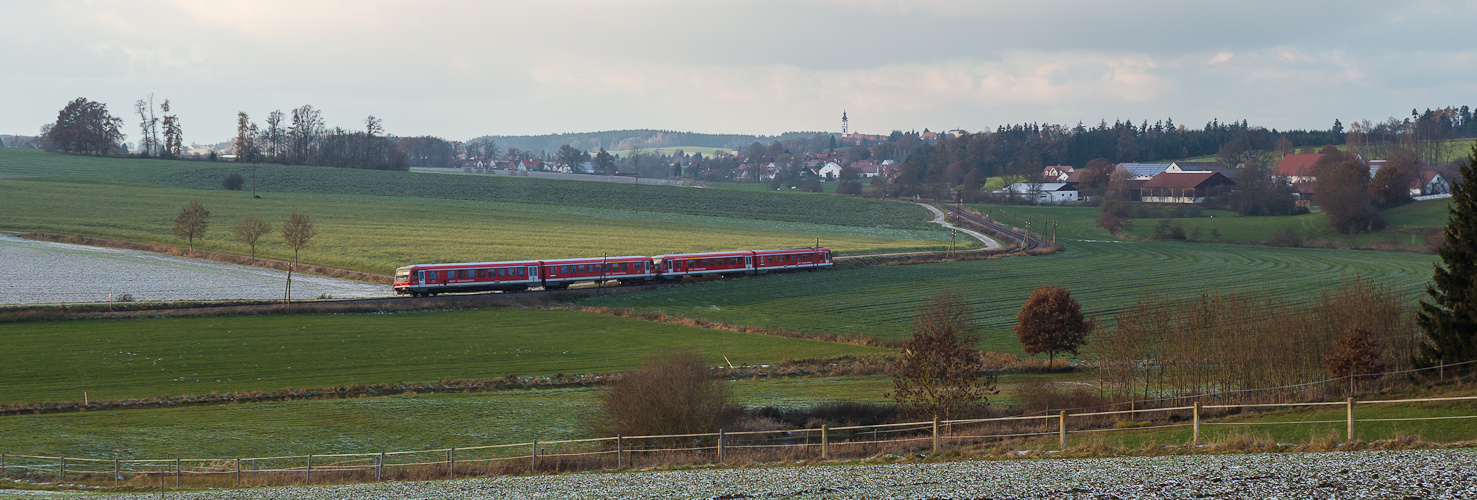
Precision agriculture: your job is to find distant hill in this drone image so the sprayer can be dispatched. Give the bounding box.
[467,129,828,153]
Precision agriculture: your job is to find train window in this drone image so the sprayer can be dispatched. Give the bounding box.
[517,267,525,276]
[620,262,628,272]
[429,271,438,280]
[476,269,485,278]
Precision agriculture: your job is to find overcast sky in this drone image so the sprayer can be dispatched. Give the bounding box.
[4,0,1475,144]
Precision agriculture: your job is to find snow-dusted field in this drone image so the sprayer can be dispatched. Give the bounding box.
[0,234,388,304]
[7,449,1474,499]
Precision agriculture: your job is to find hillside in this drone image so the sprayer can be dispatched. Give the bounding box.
[466,129,826,153]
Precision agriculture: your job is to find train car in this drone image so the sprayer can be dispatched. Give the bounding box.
[751,247,832,273]
[654,250,754,279]
[394,260,541,297]
[539,255,655,290]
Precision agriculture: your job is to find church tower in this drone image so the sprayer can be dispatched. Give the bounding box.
[842,110,849,135]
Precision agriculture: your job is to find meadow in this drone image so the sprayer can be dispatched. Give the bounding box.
[0,179,953,274]
[0,308,883,405]
[582,239,1438,351]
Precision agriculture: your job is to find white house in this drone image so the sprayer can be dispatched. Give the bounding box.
[817,162,843,180]
[994,182,1079,204]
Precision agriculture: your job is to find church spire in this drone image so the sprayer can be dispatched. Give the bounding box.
[842,110,849,135]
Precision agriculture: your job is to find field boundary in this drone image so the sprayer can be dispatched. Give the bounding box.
[4,392,1472,491]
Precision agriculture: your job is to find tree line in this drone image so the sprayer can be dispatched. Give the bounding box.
[234,106,406,170]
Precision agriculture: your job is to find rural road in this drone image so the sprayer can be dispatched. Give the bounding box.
[917,203,1002,249]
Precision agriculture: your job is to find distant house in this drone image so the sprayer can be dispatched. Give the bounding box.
[1274,154,1325,184]
[1116,163,1172,180]
[1139,172,1235,204]
[994,182,1079,204]
[1041,165,1073,181]
[817,162,843,180]
[1413,168,1455,197]
[1166,161,1233,177]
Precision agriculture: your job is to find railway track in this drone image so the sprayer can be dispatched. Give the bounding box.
[941,205,1048,251]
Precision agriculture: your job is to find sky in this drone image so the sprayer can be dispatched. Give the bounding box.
[3,0,1476,144]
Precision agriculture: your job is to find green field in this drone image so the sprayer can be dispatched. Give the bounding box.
[0,179,954,273]
[974,200,1452,249]
[582,240,1437,351]
[708,181,841,194]
[0,308,884,405]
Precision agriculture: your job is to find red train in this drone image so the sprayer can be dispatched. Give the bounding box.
[393,247,833,297]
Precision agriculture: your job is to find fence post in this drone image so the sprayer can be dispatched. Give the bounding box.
[448,447,455,479]
[59,457,65,481]
[531,439,538,473]
[616,436,623,469]
[717,429,725,463]
[1347,397,1355,442]
[821,425,829,459]
[115,458,121,487]
[376,452,384,482]
[305,454,311,485]
[1059,411,1067,450]
[1193,402,1201,445]
[932,417,940,453]
[2,453,5,478]
[235,457,240,488]
[174,458,180,489]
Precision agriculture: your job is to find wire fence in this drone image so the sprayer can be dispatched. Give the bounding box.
[3,393,1473,490]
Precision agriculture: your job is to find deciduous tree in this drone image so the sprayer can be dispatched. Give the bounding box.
[48,98,125,155]
[1324,327,1389,380]
[1417,144,1477,370]
[232,215,271,259]
[601,350,728,437]
[1014,285,1093,366]
[172,200,210,250]
[1369,148,1418,207]
[890,291,996,420]
[280,212,317,303]
[1313,146,1383,234]
[160,99,183,158]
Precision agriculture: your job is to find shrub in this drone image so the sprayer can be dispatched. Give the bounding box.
[891,291,996,420]
[600,350,728,437]
[1324,327,1389,379]
[1149,219,1186,241]
[222,173,245,190]
[1271,227,1303,247]
[1095,212,1121,233]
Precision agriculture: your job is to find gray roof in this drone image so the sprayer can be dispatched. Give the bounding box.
[998,182,1075,194]
[1119,163,1172,177]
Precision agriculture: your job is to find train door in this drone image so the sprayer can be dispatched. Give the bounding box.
[416,270,424,284]
[528,266,538,282]
[744,255,752,269]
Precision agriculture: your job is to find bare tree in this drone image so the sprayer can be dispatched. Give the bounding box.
[235,112,261,163]
[160,100,183,158]
[172,200,210,250]
[263,110,285,160]
[599,350,729,437]
[890,291,996,420]
[134,95,159,157]
[280,212,317,303]
[232,215,272,259]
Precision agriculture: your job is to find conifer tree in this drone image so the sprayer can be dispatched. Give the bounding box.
[1416,144,1477,368]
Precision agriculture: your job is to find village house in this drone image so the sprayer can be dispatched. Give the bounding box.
[1138,171,1235,204]
[1041,165,1073,181]
[816,161,843,180]
[994,182,1079,204]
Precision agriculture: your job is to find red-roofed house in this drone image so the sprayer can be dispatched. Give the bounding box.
[1041,165,1073,181]
[1140,172,1235,204]
[1274,154,1323,183]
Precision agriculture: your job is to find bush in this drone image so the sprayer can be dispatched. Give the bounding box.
[599,350,728,437]
[222,173,245,190]
[1095,212,1121,233]
[1149,219,1186,241]
[1271,227,1303,247]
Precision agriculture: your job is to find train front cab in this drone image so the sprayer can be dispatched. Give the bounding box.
[397,262,540,297]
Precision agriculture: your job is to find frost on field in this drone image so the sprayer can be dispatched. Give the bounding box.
[0,234,386,304]
[15,449,1476,499]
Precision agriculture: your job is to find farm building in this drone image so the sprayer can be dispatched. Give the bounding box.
[1166,161,1233,176]
[816,162,843,180]
[994,182,1079,204]
[1138,172,1235,204]
[1116,163,1172,180]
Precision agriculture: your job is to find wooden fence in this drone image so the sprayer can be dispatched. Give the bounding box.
[2,394,1474,490]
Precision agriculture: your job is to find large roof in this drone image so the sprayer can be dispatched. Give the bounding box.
[1275,154,1323,176]
[1139,171,1232,189]
[1118,163,1172,177]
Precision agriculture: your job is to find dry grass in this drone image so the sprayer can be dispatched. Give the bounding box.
[570,305,902,348]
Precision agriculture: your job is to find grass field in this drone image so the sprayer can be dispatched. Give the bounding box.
[0,179,954,273]
[149,163,931,230]
[0,308,884,405]
[974,200,1452,249]
[708,181,841,194]
[582,240,1437,351]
